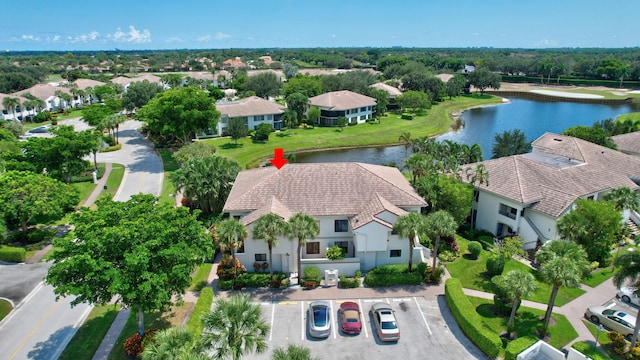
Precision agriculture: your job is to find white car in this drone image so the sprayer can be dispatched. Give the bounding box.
[585,306,636,339]
[618,287,640,306]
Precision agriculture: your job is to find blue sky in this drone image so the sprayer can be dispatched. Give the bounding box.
[2,0,638,51]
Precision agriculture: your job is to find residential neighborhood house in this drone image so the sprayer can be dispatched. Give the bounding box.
[307,90,376,126]
[461,132,640,249]
[0,93,33,121]
[13,84,78,112]
[223,162,428,277]
[214,96,285,136]
[612,131,640,158]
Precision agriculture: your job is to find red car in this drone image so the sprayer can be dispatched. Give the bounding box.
[339,301,362,335]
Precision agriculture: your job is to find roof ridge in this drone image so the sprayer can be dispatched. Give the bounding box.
[513,156,526,203]
[357,163,426,204]
[226,168,278,209]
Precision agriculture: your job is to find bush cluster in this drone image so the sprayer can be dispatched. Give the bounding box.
[338,274,361,288]
[123,328,158,357]
[0,246,26,262]
[401,113,414,120]
[217,273,286,291]
[186,287,213,336]
[216,255,247,280]
[504,336,538,360]
[363,264,422,287]
[445,278,502,358]
[468,241,482,259]
[303,266,322,284]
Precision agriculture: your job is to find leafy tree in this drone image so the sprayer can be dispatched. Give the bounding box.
[202,294,269,360]
[492,129,531,159]
[499,270,537,327]
[426,174,473,225]
[272,344,320,360]
[401,72,430,92]
[207,86,226,100]
[245,72,282,99]
[287,213,320,281]
[172,141,216,164]
[368,88,389,118]
[160,74,184,89]
[563,125,617,149]
[393,212,427,273]
[286,92,308,124]
[557,199,622,264]
[425,210,457,269]
[227,117,248,144]
[215,219,248,279]
[136,87,220,145]
[93,84,117,102]
[101,114,125,144]
[282,63,299,80]
[536,240,589,338]
[81,103,114,126]
[253,123,275,141]
[283,76,322,97]
[396,90,430,111]
[468,68,501,95]
[337,70,377,94]
[445,75,466,99]
[337,116,347,131]
[306,106,320,128]
[613,251,640,346]
[122,80,164,111]
[169,155,241,216]
[605,187,640,212]
[0,170,78,233]
[253,213,289,279]
[376,55,408,73]
[282,109,298,131]
[46,194,212,336]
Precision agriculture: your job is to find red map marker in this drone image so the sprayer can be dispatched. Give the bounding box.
[269,148,288,169]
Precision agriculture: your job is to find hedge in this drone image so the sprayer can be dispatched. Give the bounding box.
[504,336,538,360]
[0,246,27,263]
[338,275,361,288]
[401,113,414,120]
[363,265,423,287]
[445,278,502,358]
[186,287,213,337]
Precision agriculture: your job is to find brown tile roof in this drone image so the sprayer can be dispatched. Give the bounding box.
[435,74,454,83]
[308,91,376,111]
[110,76,132,86]
[350,193,408,230]
[461,132,640,217]
[370,82,402,96]
[13,84,70,100]
[0,93,31,110]
[612,131,640,155]
[185,72,214,81]
[224,163,426,225]
[217,96,285,117]
[73,78,105,90]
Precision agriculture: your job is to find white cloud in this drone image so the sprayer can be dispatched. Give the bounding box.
[21,34,41,41]
[165,36,184,43]
[197,35,211,42]
[52,35,60,42]
[534,38,557,47]
[109,26,151,43]
[214,32,231,40]
[70,31,100,43]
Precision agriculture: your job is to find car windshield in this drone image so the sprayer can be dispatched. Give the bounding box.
[346,318,358,323]
[381,321,397,330]
[314,309,327,326]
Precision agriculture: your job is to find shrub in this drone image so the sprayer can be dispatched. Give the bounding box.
[326,245,345,260]
[445,278,502,358]
[338,275,361,288]
[478,235,495,250]
[486,255,506,277]
[504,336,538,360]
[303,266,322,283]
[217,279,233,291]
[468,241,482,259]
[123,329,158,357]
[186,287,213,336]
[438,249,459,263]
[401,113,414,120]
[424,266,445,283]
[33,110,52,123]
[363,265,423,287]
[302,280,318,289]
[100,144,122,152]
[216,255,247,280]
[0,246,26,263]
[608,331,627,355]
[355,270,362,278]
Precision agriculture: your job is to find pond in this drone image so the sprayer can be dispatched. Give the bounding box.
[296,96,640,165]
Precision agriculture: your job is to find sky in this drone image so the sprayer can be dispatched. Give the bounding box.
[2,0,639,52]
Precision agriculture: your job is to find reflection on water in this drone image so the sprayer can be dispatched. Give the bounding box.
[297,97,640,165]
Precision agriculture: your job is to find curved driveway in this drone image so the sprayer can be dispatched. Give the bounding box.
[0,119,164,360]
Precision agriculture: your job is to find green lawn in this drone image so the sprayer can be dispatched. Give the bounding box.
[0,299,12,321]
[617,112,640,124]
[58,304,121,360]
[157,149,178,206]
[211,95,502,168]
[468,296,577,349]
[189,263,213,291]
[583,267,616,288]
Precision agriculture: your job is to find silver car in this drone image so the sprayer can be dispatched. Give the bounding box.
[370,302,400,342]
[618,286,640,306]
[308,301,331,338]
[585,305,636,339]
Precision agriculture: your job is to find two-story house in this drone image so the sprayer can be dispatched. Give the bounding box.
[308,90,376,126]
[215,96,285,136]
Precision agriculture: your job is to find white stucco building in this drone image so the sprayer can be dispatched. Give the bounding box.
[215,96,286,136]
[308,90,376,126]
[223,162,428,276]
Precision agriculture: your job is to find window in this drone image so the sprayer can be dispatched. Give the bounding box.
[255,253,267,261]
[360,115,366,120]
[360,107,367,112]
[307,242,320,254]
[237,242,245,253]
[499,203,517,219]
[255,115,265,122]
[335,241,348,254]
[334,219,348,232]
[587,195,595,200]
[390,250,401,257]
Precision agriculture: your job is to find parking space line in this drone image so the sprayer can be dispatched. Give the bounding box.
[301,301,305,341]
[269,302,275,341]
[358,299,369,338]
[330,300,337,339]
[414,297,432,335]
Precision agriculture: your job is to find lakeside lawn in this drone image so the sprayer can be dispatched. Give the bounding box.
[211,94,502,168]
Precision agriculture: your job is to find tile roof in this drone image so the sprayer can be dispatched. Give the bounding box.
[461,132,640,217]
[13,84,70,100]
[224,163,426,226]
[0,93,31,110]
[308,90,376,111]
[370,82,402,96]
[73,78,105,90]
[435,74,454,83]
[612,131,640,155]
[217,96,285,117]
[350,193,408,230]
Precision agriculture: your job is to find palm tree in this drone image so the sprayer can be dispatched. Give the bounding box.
[398,132,412,157]
[253,213,289,279]
[492,129,531,159]
[2,96,21,121]
[404,153,430,184]
[272,344,320,360]
[613,251,640,346]
[393,212,427,273]
[605,187,640,212]
[215,219,248,279]
[536,240,590,338]
[141,326,206,360]
[202,294,269,360]
[54,90,67,111]
[425,210,457,269]
[287,213,320,280]
[501,270,537,328]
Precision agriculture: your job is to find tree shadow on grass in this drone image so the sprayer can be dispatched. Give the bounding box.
[220,142,243,149]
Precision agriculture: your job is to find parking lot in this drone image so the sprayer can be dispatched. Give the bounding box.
[243,296,487,360]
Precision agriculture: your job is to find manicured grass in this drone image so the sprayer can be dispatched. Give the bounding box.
[54,109,83,120]
[58,304,121,360]
[71,181,97,206]
[104,163,125,199]
[617,112,640,124]
[157,148,178,206]
[189,263,213,291]
[468,296,578,350]
[583,267,616,288]
[107,303,193,360]
[0,299,12,321]
[211,95,502,168]
[582,320,620,359]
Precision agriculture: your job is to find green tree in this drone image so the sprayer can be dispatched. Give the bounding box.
[368,88,389,118]
[46,194,212,336]
[393,212,427,273]
[468,68,501,95]
[227,117,248,144]
[337,116,347,131]
[172,141,217,164]
[605,187,640,212]
[253,213,289,279]
[557,199,622,264]
[431,174,473,225]
[272,344,320,360]
[207,86,226,100]
[562,126,617,149]
[287,213,320,281]
[398,132,412,157]
[245,72,282,99]
[141,327,206,360]
[445,75,466,99]
[202,294,269,360]
[282,109,298,131]
[253,123,275,142]
[282,63,299,80]
[425,210,457,269]
[2,96,21,121]
[215,219,248,279]
[169,155,241,216]
[536,240,590,338]
[136,87,220,145]
[0,170,78,233]
[122,80,164,111]
[306,106,320,128]
[101,114,125,144]
[81,103,114,126]
[396,90,430,111]
[492,129,531,159]
[283,76,323,98]
[613,251,640,346]
[93,84,117,102]
[160,74,184,89]
[500,270,537,328]
[286,92,308,124]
